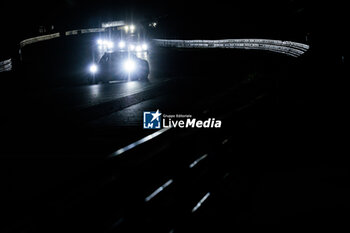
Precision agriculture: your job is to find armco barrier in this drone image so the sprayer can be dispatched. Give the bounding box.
[20,28,106,48]
[176,39,309,51]
[153,39,310,57]
[80,28,105,34]
[65,28,106,36]
[0,58,12,72]
[20,33,60,48]
[17,28,309,58]
[65,30,79,36]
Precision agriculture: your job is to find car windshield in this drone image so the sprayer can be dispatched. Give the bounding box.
[103,52,135,62]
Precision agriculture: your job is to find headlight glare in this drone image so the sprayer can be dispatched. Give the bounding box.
[123,59,136,73]
[129,44,135,51]
[136,45,142,52]
[89,64,98,74]
[119,41,126,49]
[107,41,114,49]
[142,43,148,51]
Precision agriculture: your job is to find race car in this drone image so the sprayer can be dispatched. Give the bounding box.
[88,51,149,84]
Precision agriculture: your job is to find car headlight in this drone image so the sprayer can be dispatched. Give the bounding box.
[107,41,114,49]
[118,41,126,49]
[129,44,135,51]
[89,64,98,74]
[136,45,142,52]
[142,43,148,51]
[123,59,136,73]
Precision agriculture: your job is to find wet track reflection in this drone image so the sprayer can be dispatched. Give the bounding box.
[48,79,166,110]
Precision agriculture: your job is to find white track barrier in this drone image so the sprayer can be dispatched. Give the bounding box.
[19,28,106,48]
[20,33,60,48]
[153,39,309,57]
[0,58,12,72]
[17,28,309,58]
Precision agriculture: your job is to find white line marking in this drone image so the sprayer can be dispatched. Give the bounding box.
[222,138,229,144]
[145,179,174,202]
[192,192,211,213]
[189,154,208,168]
[108,127,171,158]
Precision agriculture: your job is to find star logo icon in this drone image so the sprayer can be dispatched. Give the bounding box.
[143,110,162,129]
[150,109,162,122]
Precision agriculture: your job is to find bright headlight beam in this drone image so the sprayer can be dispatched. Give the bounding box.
[142,43,148,50]
[89,64,98,73]
[129,44,135,51]
[123,59,136,73]
[107,41,114,49]
[136,45,142,52]
[118,41,126,48]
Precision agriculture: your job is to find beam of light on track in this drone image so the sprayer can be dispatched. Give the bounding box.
[125,81,140,89]
[189,154,208,168]
[90,84,100,97]
[107,127,171,159]
[192,192,211,213]
[145,179,174,202]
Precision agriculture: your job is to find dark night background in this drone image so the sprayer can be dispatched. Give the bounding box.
[0,0,349,231]
[1,0,347,57]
